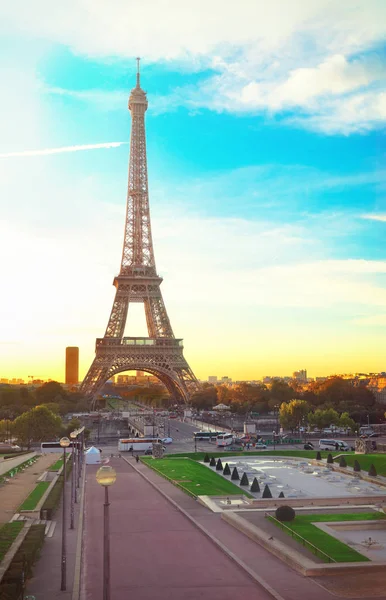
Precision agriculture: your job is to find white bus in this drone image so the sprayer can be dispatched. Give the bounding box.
[318,439,350,451]
[216,433,234,447]
[41,441,75,453]
[118,438,164,452]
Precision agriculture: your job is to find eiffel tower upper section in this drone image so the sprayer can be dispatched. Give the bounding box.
[81,60,198,402]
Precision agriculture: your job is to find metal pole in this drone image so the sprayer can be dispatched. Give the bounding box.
[74,440,78,504]
[61,447,67,591]
[103,486,110,600]
[70,446,75,529]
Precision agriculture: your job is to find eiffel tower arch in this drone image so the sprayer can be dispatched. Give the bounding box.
[81,60,199,406]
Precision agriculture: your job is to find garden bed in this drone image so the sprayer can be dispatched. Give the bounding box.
[0,522,24,563]
[269,512,386,563]
[19,482,50,511]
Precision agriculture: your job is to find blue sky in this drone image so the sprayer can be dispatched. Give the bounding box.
[0,1,385,381]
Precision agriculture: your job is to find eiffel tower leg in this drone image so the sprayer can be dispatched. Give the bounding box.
[144,295,174,338]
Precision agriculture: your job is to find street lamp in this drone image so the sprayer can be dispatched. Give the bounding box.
[273,430,276,451]
[60,436,70,591]
[69,431,77,527]
[96,465,117,600]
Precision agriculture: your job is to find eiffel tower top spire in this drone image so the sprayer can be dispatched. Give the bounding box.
[122,58,154,274]
[136,56,141,88]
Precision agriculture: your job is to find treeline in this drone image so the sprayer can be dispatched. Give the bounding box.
[0,381,89,421]
[190,377,383,423]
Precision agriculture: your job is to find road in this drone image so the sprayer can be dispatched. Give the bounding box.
[82,457,273,600]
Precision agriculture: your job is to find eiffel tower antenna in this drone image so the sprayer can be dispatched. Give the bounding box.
[136,56,140,87]
[81,60,199,406]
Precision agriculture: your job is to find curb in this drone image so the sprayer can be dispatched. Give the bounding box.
[122,456,285,600]
[72,464,86,600]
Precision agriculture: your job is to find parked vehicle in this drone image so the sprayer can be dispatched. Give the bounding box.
[304,443,314,450]
[161,437,173,444]
[318,439,349,451]
[216,433,234,447]
[254,443,267,449]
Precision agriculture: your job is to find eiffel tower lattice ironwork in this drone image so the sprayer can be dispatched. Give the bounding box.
[81,60,199,404]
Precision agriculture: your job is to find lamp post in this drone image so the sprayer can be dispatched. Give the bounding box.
[96,465,117,600]
[69,432,77,526]
[60,436,70,591]
[273,430,276,451]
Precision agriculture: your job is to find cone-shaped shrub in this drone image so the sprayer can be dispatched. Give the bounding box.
[354,460,361,472]
[240,472,249,486]
[275,505,295,521]
[231,467,240,480]
[369,463,377,477]
[327,453,333,464]
[278,491,285,498]
[223,463,231,476]
[216,458,223,471]
[316,451,322,461]
[204,454,210,463]
[209,457,216,467]
[262,484,272,498]
[250,477,260,492]
[339,456,347,468]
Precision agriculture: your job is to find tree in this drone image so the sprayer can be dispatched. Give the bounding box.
[270,380,297,404]
[13,406,62,448]
[279,399,309,431]
[190,386,217,410]
[35,381,67,404]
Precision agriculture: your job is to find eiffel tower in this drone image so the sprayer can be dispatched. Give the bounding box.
[81,59,199,405]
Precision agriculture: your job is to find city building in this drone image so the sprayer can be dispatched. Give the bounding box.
[65,347,79,385]
[293,369,307,382]
[208,376,218,383]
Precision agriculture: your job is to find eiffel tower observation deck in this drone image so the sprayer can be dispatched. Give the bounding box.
[81,59,199,405]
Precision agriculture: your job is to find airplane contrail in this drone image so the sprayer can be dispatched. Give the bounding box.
[0,141,128,158]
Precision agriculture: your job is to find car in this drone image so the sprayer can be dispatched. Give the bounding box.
[254,443,267,449]
[369,432,379,438]
[304,443,314,450]
[161,437,173,444]
[144,448,153,455]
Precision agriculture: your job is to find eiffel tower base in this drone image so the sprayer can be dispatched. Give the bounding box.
[81,337,196,407]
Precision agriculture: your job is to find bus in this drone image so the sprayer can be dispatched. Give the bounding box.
[41,441,78,453]
[118,438,165,452]
[216,433,234,447]
[193,431,223,441]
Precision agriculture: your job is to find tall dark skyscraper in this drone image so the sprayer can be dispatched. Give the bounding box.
[65,347,79,385]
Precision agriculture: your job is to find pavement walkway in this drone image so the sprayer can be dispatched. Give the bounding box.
[0,453,60,524]
[82,457,273,600]
[132,458,386,600]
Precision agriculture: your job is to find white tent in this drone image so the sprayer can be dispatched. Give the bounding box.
[212,403,230,411]
[85,446,101,465]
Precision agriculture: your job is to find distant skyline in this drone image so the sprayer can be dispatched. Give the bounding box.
[0,2,385,382]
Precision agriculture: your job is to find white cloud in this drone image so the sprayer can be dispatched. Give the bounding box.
[1,1,386,133]
[353,314,386,326]
[0,141,128,158]
[361,213,386,222]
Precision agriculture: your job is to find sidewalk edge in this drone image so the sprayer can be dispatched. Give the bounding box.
[72,464,86,600]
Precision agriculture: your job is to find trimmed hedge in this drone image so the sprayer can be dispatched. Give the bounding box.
[0,524,45,598]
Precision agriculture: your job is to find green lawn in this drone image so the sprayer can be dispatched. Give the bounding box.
[48,458,64,471]
[165,450,340,461]
[142,457,253,498]
[19,481,50,511]
[333,454,386,476]
[0,522,24,561]
[270,512,386,563]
